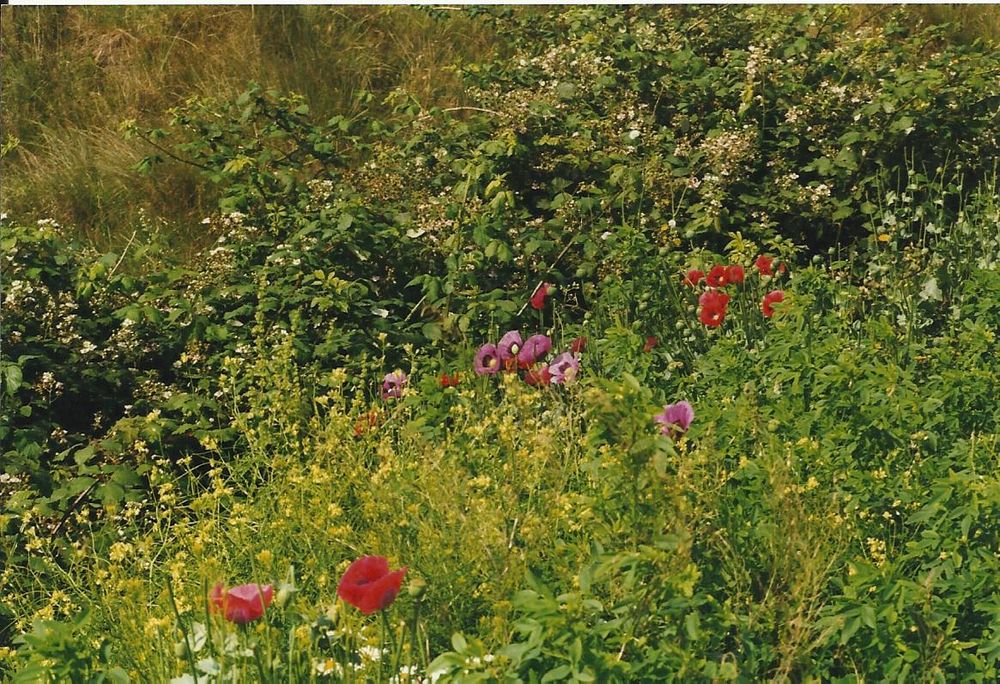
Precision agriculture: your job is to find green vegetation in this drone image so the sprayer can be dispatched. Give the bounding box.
[2,5,1000,682]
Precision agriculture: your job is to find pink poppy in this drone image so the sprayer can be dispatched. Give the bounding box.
[337,556,407,615]
[518,334,552,366]
[474,344,501,375]
[210,583,274,625]
[548,352,580,385]
[654,401,694,437]
[382,371,407,400]
[497,330,524,362]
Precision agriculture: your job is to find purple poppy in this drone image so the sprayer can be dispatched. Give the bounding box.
[547,352,580,385]
[654,401,694,436]
[517,334,552,366]
[382,371,407,400]
[497,330,523,362]
[474,344,501,375]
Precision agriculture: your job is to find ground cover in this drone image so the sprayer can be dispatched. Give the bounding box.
[2,5,1000,682]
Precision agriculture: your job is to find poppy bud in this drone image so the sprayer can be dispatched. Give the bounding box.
[407,577,427,599]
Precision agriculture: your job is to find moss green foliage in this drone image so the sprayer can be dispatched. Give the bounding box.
[2,5,1000,682]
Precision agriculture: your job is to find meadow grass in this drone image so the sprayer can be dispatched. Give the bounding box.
[0,6,498,255]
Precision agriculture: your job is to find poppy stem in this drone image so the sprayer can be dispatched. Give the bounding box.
[166,575,199,680]
[381,610,399,678]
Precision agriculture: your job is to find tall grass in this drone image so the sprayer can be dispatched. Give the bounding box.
[0,6,498,254]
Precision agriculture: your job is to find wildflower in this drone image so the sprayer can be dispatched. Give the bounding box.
[337,556,407,615]
[755,254,774,276]
[497,330,523,361]
[209,583,273,625]
[354,409,381,437]
[518,334,552,366]
[439,372,460,388]
[726,264,745,284]
[643,336,657,353]
[683,269,704,287]
[706,265,729,288]
[547,352,580,384]
[530,282,555,310]
[523,366,552,386]
[381,371,407,400]
[762,290,785,318]
[474,344,501,375]
[570,336,587,354]
[654,401,694,436]
[698,290,730,327]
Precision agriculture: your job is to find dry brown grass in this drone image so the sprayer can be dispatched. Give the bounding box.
[0,6,498,254]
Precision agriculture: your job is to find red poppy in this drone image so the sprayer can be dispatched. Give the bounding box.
[570,336,587,354]
[643,336,658,353]
[210,583,273,625]
[524,366,552,386]
[439,372,460,388]
[726,264,745,284]
[353,409,382,438]
[755,254,774,276]
[683,269,704,287]
[762,290,785,318]
[530,282,554,310]
[706,265,729,288]
[337,556,407,615]
[698,290,730,327]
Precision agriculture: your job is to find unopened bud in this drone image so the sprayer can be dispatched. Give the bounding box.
[407,577,427,599]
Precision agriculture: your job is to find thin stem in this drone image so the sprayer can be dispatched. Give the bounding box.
[166,575,199,680]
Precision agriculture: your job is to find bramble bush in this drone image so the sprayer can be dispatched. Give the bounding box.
[2,5,1000,682]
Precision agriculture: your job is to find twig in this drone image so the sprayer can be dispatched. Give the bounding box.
[49,481,97,543]
[516,236,577,317]
[110,229,138,276]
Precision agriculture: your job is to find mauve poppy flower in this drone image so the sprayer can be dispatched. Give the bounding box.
[726,264,745,284]
[382,371,407,400]
[683,269,705,287]
[498,330,523,361]
[699,290,730,327]
[643,336,658,353]
[548,352,580,384]
[654,401,694,436]
[518,334,552,366]
[706,265,729,288]
[755,254,774,276]
[439,372,460,388]
[531,282,554,310]
[570,336,587,354]
[524,366,552,386]
[337,556,407,615]
[210,583,274,625]
[474,344,501,375]
[762,290,785,318]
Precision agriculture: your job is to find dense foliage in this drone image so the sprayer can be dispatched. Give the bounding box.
[2,5,1000,682]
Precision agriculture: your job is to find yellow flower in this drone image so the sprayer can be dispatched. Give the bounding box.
[877,233,891,242]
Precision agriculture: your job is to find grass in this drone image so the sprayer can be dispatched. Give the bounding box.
[0,6,498,255]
